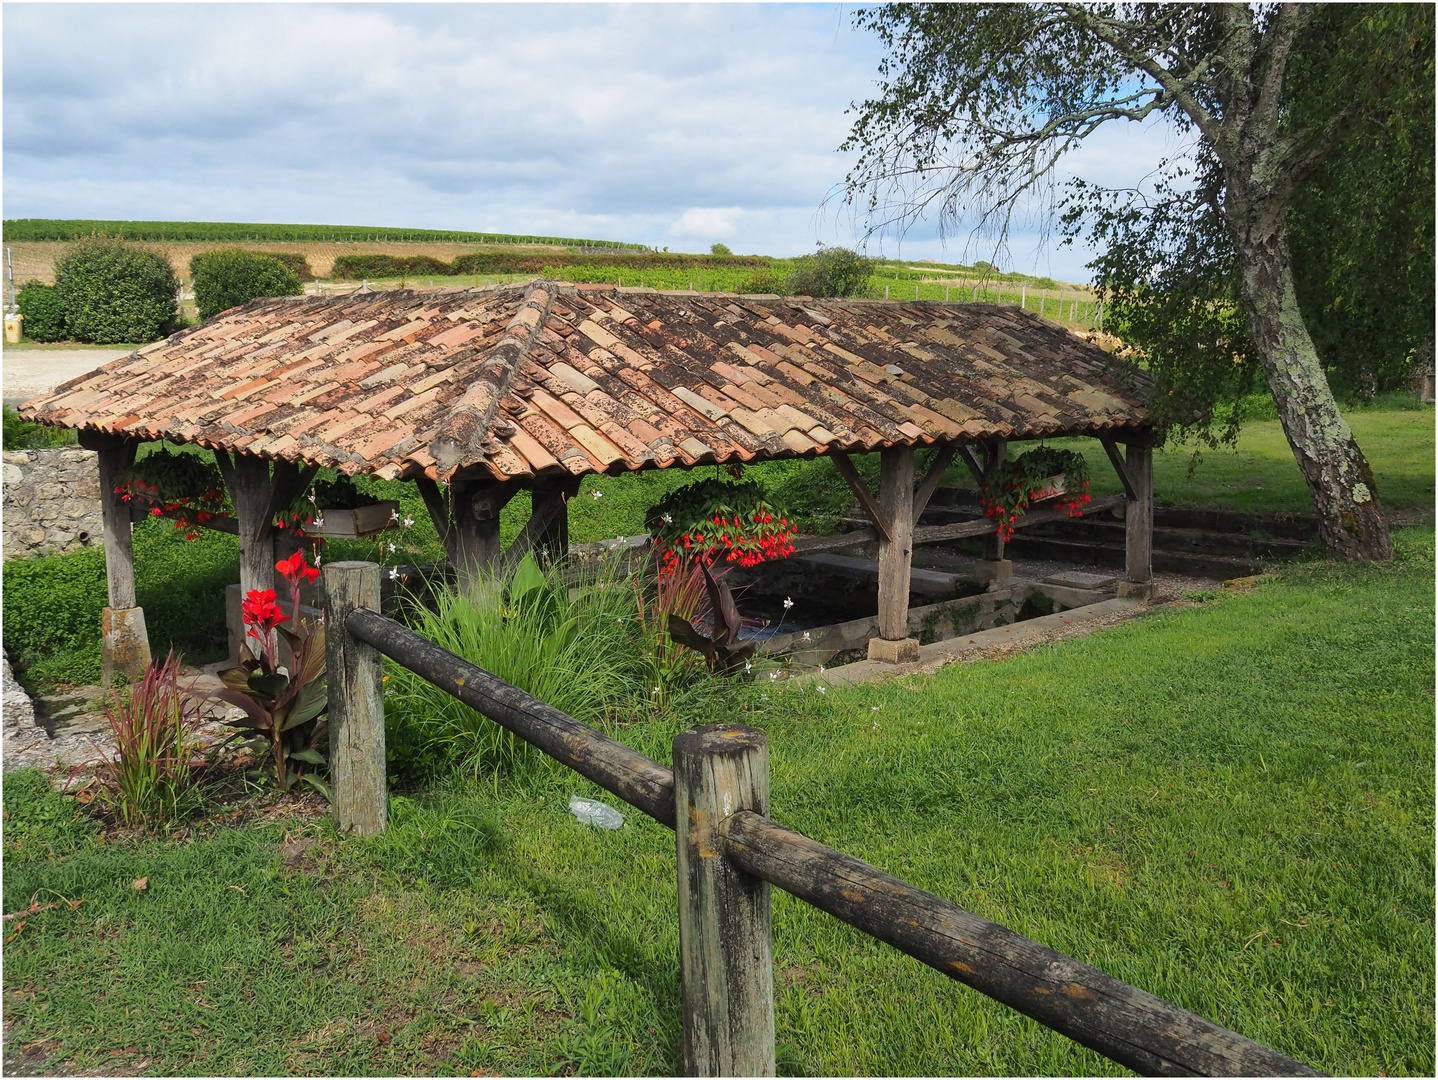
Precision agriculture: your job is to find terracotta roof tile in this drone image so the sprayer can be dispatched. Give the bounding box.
[18,280,1148,483]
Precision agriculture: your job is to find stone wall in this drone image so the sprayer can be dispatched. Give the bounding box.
[2,448,104,561]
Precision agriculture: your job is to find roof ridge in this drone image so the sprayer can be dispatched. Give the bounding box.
[430,278,554,476]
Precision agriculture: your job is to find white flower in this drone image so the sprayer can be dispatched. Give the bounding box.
[389,508,400,523]
[307,492,317,504]
[388,541,396,553]
[388,567,399,580]
[872,721,879,730]
[617,617,624,625]
[783,597,794,611]
[314,516,325,527]
[662,513,673,524]
[761,694,769,701]
[816,684,827,695]
[403,516,414,528]
[744,661,753,673]
[871,705,881,712]
[818,665,825,674]
[801,631,811,642]
[769,671,778,681]
[651,687,660,695]
[591,490,604,500]
[314,554,321,567]
[318,612,326,626]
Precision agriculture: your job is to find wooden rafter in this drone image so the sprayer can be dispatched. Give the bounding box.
[911,444,957,525]
[1099,436,1138,501]
[829,452,892,542]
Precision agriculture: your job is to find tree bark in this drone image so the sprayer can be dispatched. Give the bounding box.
[1229,200,1392,560]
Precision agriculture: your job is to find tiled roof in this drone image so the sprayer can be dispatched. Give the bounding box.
[20,279,1148,483]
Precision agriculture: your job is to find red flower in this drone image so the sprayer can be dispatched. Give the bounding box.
[241,588,288,635]
[276,550,320,584]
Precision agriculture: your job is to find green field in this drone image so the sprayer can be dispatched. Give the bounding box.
[4,527,1431,1075]
[1,219,644,249]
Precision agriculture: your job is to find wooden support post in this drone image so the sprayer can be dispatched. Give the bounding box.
[673,725,774,1077]
[449,475,520,596]
[80,430,150,682]
[870,445,918,663]
[975,440,1011,584]
[323,561,387,836]
[215,452,316,603]
[1119,435,1155,598]
[529,473,581,565]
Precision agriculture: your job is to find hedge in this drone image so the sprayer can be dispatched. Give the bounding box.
[16,281,66,341]
[190,250,304,320]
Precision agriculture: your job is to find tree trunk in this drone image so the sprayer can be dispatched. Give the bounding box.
[1230,203,1392,560]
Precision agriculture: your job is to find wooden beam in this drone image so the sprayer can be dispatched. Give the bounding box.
[1123,437,1154,590]
[414,476,453,551]
[981,440,1007,562]
[78,430,140,609]
[1099,436,1138,501]
[829,451,891,543]
[781,495,1126,558]
[492,478,578,578]
[958,444,987,487]
[449,474,521,596]
[875,446,915,641]
[674,726,775,1076]
[912,444,957,526]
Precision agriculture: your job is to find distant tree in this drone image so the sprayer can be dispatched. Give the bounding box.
[190,250,304,321]
[710,242,734,256]
[786,245,877,298]
[841,4,1426,560]
[16,281,66,342]
[54,240,178,344]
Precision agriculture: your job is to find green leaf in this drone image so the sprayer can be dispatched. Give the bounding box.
[287,747,326,766]
[283,678,328,731]
[299,773,332,801]
[509,552,546,604]
[247,671,289,698]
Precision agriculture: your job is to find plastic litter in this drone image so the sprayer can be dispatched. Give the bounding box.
[569,795,625,830]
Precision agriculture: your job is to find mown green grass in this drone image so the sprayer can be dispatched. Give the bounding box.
[1055,397,1435,514]
[5,528,1432,1076]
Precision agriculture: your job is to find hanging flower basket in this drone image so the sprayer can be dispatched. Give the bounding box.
[979,447,1092,543]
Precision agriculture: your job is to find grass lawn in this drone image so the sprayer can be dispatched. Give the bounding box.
[4,527,1432,1076]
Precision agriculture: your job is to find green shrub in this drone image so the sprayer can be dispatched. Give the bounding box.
[190,249,303,320]
[53,240,178,343]
[738,268,789,295]
[2,404,77,450]
[710,243,734,256]
[266,252,315,281]
[786,245,878,298]
[16,281,66,341]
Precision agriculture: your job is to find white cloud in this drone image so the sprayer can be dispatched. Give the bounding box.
[2,3,1185,281]
[668,207,743,240]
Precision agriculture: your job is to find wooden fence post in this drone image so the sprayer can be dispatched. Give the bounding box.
[323,561,387,835]
[674,725,775,1077]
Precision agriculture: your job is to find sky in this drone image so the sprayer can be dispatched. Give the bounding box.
[3,2,1177,282]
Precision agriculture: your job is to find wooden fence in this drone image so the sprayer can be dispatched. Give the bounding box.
[322,560,1323,1078]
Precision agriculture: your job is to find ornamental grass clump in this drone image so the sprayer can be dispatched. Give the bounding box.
[385,554,646,782]
[100,650,203,827]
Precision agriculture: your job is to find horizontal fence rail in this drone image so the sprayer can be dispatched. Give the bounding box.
[330,573,1322,1078]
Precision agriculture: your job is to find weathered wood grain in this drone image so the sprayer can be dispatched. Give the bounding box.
[876,446,915,640]
[719,812,1322,1078]
[1099,436,1138,501]
[911,444,957,525]
[344,606,676,827]
[981,439,1008,562]
[674,726,775,1077]
[830,451,891,542]
[1123,436,1154,586]
[323,562,387,835]
[78,429,139,609]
